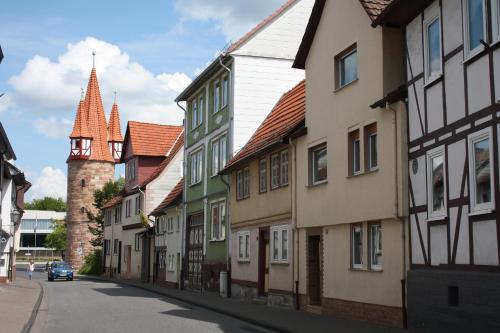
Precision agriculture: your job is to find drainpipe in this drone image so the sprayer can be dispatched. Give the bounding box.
[219,54,233,298]
[289,137,300,310]
[386,101,407,329]
[176,101,188,290]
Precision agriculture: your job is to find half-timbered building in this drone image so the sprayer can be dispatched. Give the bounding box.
[375,1,500,332]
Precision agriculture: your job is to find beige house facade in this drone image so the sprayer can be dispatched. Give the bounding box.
[292,0,408,327]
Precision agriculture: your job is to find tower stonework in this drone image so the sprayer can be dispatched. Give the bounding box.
[66,66,123,269]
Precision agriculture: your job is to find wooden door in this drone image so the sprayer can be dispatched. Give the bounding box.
[186,214,204,290]
[308,235,321,305]
[258,228,270,296]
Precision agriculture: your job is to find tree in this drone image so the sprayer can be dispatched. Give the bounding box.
[25,197,66,212]
[86,178,124,248]
[44,220,67,251]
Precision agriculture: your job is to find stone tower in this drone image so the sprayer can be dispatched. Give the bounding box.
[66,66,123,269]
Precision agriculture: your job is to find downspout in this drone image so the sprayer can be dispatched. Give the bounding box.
[219,54,232,298]
[386,101,407,329]
[176,101,188,290]
[289,137,300,310]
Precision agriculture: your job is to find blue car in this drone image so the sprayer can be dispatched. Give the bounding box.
[48,262,74,281]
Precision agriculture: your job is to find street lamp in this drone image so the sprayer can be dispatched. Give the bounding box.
[10,209,21,226]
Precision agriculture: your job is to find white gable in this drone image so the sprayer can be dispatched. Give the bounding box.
[231,0,314,60]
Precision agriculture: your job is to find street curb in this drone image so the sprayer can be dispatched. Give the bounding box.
[21,280,44,333]
[78,275,292,333]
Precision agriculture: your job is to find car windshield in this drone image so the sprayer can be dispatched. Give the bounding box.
[53,263,71,269]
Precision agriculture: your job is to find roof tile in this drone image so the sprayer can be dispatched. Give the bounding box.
[108,103,123,142]
[126,121,183,157]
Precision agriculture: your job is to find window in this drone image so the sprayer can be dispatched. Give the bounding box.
[271,225,289,264]
[214,80,220,113]
[222,76,229,107]
[310,144,327,184]
[336,44,357,89]
[81,179,86,187]
[237,231,250,262]
[167,254,176,271]
[135,195,142,215]
[469,129,494,213]
[113,239,119,255]
[176,215,180,232]
[364,123,377,171]
[211,135,227,176]
[236,168,250,200]
[192,99,198,130]
[464,0,487,57]
[271,153,280,189]
[167,216,174,233]
[190,149,203,185]
[104,239,111,255]
[126,160,136,181]
[135,234,141,251]
[125,199,131,218]
[114,206,121,224]
[369,224,382,270]
[105,209,112,226]
[259,159,267,193]
[351,225,363,269]
[493,0,500,41]
[211,200,226,240]
[280,150,289,186]
[159,251,166,269]
[427,147,446,218]
[198,95,204,127]
[424,4,442,81]
[349,130,361,175]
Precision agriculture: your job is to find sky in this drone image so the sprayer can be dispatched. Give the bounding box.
[0,0,285,201]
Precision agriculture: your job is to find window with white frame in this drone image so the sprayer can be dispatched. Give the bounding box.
[105,209,112,226]
[135,195,142,215]
[159,251,166,269]
[369,224,382,270]
[336,44,357,89]
[211,200,226,240]
[259,159,267,193]
[364,123,377,171]
[493,0,500,41]
[214,80,220,113]
[424,4,442,81]
[125,199,131,217]
[271,225,288,264]
[351,224,363,269]
[135,234,141,251]
[211,135,227,176]
[469,129,494,213]
[113,239,119,255]
[237,231,250,262]
[126,160,136,181]
[198,95,204,127]
[222,76,229,107]
[168,254,175,271]
[310,144,327,184]
[271,153,280,189]
[192,98,198,130]
[349,130,361,176]
[167,216,174,233]
[427,147,446,218]
[104,239,111,255]
[114,205,122,224]
[464,0,487,57]
[280,150,289,186]
[176,215,180,232]
[236,167,250,200]
[190,149,203,185]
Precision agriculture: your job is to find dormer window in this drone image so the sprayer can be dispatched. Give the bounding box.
[70,138,91,158]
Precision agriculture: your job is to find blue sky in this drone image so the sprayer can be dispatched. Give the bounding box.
[0,0,284,200]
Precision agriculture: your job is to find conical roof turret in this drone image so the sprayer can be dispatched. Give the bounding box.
[108,102,123,143]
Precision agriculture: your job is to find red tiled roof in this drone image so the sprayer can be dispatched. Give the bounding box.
[102,194,123,209]
[125,121,183,158]
[150,178,184,217]
[222,80,305,172]
[70,100,93,139]
[226,0,298,53]
[107,103,123,142]
[139,130,184,187]
[358,0,394,22]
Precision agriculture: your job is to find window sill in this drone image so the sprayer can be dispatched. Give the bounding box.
[237,259,250,263]
[463,45,487,65]
[426,215,447,222]
[346,168,379,179]
[334,78,358,93]
[209,238,226,243]
[189,181,203,188]
[349,267,383,273]
[468,208,494,217]
[307,180,328,188]
[190,124,203,133]
[270,262,289,266]
[423,73,443,88]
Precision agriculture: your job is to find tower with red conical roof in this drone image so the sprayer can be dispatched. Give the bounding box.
[66,65,122,269]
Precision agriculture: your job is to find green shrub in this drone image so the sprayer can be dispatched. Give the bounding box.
[79,249,103,275]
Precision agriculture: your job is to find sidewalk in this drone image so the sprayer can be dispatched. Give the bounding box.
[79,275,405,333]
[0,278,42,333]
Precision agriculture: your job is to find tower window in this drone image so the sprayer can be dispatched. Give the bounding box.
[81,179,86,187]
[80,207,86,214]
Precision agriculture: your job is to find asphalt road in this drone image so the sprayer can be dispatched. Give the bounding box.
[16,265,274,333]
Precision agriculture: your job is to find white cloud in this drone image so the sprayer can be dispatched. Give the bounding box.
[7,37,192,135]
[0,94,14,113]
[26,166,67,201]
[34,117,73,139]
[174,0,285,42]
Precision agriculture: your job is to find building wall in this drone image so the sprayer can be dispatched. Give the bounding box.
[67,160,115,269]
[155,205,183,285]
[0,177,13,280]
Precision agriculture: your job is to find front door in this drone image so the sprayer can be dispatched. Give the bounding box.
[117,241,122,275]
[258,228,270,296]
[186,214,204,290]
[308,235,321,305]
[126,246,132,277]
[141,233,151,282]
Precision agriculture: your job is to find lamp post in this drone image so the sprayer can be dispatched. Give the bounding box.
[9,209,22,281]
